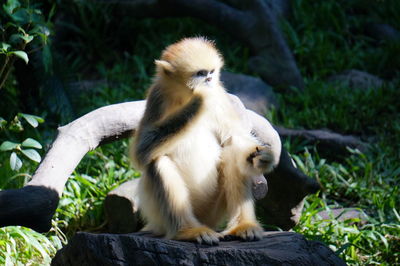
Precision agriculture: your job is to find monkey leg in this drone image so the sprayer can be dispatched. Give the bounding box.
[143,156,221,245]
[220,137,265,241]
[222,182,264,241]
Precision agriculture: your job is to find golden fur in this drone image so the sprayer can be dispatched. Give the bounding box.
[132,37,275,245]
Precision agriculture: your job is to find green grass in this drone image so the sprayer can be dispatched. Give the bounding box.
[0,226,61,265]
[282,0,400,79]
[289,146,400,265]
[1,0,399,265]
[271,1,400,263]
[272,80,400,135]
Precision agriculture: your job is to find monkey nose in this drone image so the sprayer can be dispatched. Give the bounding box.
[206,77,212,82]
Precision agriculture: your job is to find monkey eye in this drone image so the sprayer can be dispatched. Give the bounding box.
[210,69,214,74]
[195,70,208,77]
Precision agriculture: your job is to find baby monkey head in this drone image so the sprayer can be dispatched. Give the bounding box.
[155,37,224,90]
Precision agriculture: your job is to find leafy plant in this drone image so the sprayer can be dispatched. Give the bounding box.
[0,113,43,172]
[0,0,54,89]
[282,0,400,79]
[0,226,61,265]
[291,146,400,265]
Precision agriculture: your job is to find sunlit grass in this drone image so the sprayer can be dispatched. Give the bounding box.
[290,146,400,265]
[0,226,61,265]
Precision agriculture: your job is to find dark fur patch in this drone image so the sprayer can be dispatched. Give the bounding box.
[136,95,203,164]
[146,160,180,232]
[247,151,258,164]
[142,86,165,124]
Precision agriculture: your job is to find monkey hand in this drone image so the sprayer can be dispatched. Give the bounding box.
[222,222,264,241]
[175,226,222,245]
[247,145,274,174]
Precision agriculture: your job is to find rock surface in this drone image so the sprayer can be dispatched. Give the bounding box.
[364,23,400,42]
[275,126,367,155]
[328,69,384,90]
[51,231,346,266]
[317,208,369,225]
[221,71,278,115]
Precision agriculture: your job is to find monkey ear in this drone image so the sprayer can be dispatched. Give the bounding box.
[155,60,175,75]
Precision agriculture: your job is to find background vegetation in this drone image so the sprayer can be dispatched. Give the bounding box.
[0,0,399,265]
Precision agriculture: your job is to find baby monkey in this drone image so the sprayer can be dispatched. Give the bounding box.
[131,37,275,245]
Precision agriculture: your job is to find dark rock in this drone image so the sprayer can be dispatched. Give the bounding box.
[51,231,346,266]
[328,69,384,90]
[268,0,292,18]
[258,148,320,230]
[221,71,278,115]
[276,126,367,155]
[364,23,400,42]
[247,53,305,92]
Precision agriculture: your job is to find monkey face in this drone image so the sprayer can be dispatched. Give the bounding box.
[187,68,218,90]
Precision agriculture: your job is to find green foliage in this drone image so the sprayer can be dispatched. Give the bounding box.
[269,1,400,263]
[290,147,400,265]
[272,80,400,140]
[0,0,53,89]
[0,114,43,183]
[0,226,60,265]
[282,0,400,79]
[53,141,140,236]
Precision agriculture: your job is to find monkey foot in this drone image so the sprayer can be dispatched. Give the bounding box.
[175,226,222,245]
[223,222,263,241]
[248,145,274,173]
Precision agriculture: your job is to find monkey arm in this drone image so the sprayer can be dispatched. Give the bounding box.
[220,134,267,240]
[228,94,281,169]
[134,95,203,166]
